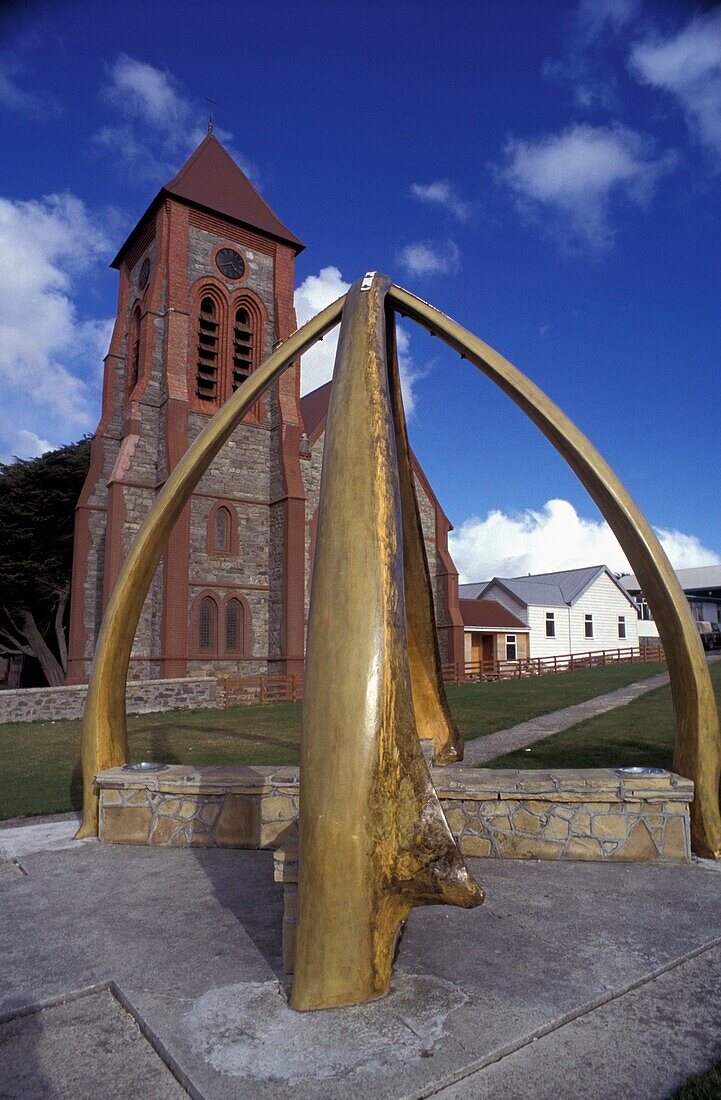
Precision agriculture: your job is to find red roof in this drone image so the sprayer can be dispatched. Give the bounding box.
[299,378,452,527]
[113,134,304,266]
[459,599,529,631]
[299,381,332,443]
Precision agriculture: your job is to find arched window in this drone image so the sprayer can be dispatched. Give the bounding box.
[129,305,141,390]
[232,306,253,391]
[225,598,244,653]
[197,296,219,401]
[215,506,231,552]
[198,596,217,652]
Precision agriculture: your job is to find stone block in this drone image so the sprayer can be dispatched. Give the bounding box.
[214,795,260,848]
[592,814,629,840]
[100,789,122,806]
[513,809,544,836]
[662,816,690,861]
[157,797,181,816]
[199,802,220,826]
[461,836,492,857]
[261,793,296,823]
[150,816,183,845]
[543,816,570,841]
[443,808,465,835]
[102,806,153,844]
[125,790,149,807]
[613,820,659,861]
[524,800,555,814]
[565,837,604,861]
[571,811,592,835]
[494,834,563,860]
[259,820,296,849]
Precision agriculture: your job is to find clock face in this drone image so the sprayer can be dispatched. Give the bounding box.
[138,257,150,290]
[216,248,246,280]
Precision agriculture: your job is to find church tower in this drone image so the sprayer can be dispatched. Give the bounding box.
[67,135,308,683]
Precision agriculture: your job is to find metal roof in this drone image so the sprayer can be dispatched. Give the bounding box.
[458,582,487,600]
[619,563,721,594]
[465,565,637,610]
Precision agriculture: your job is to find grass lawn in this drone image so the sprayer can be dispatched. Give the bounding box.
[672,1059,721,1099]
[0,661,667,821]
[489,659,721,772]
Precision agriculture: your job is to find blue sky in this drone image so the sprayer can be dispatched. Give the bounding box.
[1,0,720,580]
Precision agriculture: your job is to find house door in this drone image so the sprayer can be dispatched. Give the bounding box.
[482,635,494,663]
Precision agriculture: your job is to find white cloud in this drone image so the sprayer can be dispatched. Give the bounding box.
[0,54,62,118]
[14,430,53,459]
[295,266,350,397]
[0,192,113,463]
[542,0,640,109]
[449,498,720,583]
[630,9,721,161]
[294,266,423,416]
[397,239,460,277]
[498,123,677,251]
[410,180,470,220]
[94,54,254,182]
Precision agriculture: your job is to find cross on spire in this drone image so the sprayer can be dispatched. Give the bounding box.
[205,95,218,134]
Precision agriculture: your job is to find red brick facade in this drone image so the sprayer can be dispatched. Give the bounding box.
[67,136,463,683]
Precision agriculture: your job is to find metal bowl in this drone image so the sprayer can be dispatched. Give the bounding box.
[122,761,169,773]
[616,766,668,776]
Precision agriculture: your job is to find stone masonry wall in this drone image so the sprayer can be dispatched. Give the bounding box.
[0,678,221,724]
[96,764,693,863]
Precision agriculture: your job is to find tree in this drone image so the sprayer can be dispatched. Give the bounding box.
[0,438,90,686]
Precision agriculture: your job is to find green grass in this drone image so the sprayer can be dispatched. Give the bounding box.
[0,661,666,821]
[671,1060,721,1099]
[489,659,721,772]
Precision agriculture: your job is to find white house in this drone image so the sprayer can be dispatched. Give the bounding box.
[618,564,721,642]
[460,565,640,659]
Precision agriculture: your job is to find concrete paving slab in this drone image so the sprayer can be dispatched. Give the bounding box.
[1,842,720,1098]
[0,987,187,1099]
[436,943,721,1098]
[0,816,88,861]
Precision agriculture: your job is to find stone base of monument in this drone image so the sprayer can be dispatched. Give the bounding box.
[95,764,693,864]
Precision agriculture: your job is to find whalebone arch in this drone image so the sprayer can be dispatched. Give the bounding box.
[77,274,721,869]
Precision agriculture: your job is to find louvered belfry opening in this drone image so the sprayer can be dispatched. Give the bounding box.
[197,296,219,400]
[232,306,253,391]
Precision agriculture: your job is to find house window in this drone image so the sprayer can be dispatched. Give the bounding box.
[618,615,626,639]
[225,598,244,653]
[506,634,517,660]
[198,596,217,652]
[215,506,231,553]
[545,612,555,638]
[197,296,219,401]
[232,307,253,391]
[584,614,594,639]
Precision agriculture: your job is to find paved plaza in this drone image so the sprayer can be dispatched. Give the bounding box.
[2,813,721,1099]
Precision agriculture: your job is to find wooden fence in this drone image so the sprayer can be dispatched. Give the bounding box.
[441,643,665,685]
[217,645,665,704]
[220,674,303,706]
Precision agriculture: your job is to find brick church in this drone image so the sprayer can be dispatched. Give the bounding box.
[67,134,463,684]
